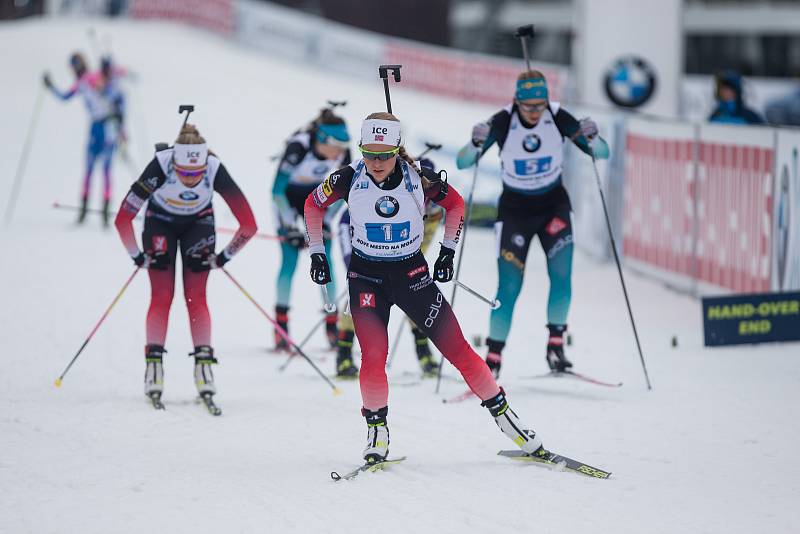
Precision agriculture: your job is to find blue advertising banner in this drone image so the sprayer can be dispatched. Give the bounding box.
[702,292,800,346]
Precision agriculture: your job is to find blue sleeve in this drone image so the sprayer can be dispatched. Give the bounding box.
[48,85,77,101]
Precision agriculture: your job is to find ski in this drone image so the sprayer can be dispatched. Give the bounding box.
[498,449,611,479]
[330,457,407,481]
[148,392,165,410]
[200,393,222,416]
[528,370,622,388]
[441,388,476,404]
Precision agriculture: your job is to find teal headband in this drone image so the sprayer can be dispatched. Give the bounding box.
[317,123,350,144]
[516,77,548,101]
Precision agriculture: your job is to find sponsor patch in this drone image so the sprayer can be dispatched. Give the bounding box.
[407,265,428,278]
[321,177,333,196]
[152,235,167,253]
[546,217,568,236]
[313,185,328,206]
[359,292,376,308]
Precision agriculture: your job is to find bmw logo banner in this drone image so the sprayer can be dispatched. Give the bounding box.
[604,56,657,109]
[375,196,399,218]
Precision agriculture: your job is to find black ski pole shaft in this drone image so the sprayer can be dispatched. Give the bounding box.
[515,24,535,72]
[435,156,481,394]
[378,65,402,114]
[5,86,45,225]
[590,156,652,390]
[222,268,341,394]
[279,288,348,372]
[385,316,408,370]
[54,267,140,387]
[416,142,442,160]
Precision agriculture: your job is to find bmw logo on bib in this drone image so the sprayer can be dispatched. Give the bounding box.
[375,196,399,218]
[522,134,541,153]
[180,190,200,201]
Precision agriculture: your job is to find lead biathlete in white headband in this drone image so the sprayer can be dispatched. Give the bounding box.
[304,112,546,464]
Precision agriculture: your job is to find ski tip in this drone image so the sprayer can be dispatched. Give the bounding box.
[53,378,62,388]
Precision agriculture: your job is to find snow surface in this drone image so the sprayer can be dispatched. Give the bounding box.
[1,17,798,534]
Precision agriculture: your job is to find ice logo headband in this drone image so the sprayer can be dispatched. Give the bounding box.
[360,119,401,147]
[516,77,548,101]
[173,143,208,167]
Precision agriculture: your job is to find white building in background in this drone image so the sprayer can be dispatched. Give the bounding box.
[450,0,800,120]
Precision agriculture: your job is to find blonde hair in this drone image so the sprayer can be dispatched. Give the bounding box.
[364,112,431,188]
[175,124,206,145]
[517,69,546,82]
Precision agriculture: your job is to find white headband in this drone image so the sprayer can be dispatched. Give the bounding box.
[173,143,208,167]
[360,119,401,147]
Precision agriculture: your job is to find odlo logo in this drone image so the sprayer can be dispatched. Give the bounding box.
[424,292,443,328]
[375,196,399,218]
[523,134,541,153]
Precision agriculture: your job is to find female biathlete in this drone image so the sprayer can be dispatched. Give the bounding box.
[457,70,609,378]
[334,156,442,379]
[44,52,126,226]
[305,112,543,463]
[114,123,257,407]
[271,109,350,351]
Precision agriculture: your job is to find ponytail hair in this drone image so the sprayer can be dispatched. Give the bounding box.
[175,123,206,145]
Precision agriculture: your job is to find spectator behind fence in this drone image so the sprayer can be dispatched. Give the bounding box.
[709,70,765,125]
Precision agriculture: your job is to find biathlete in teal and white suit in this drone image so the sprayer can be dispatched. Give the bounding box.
[456,69,609,377]
[271,109,350,351]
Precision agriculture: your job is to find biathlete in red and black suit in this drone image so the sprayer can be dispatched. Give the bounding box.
[304,111,544,463]
[114,123,257,403]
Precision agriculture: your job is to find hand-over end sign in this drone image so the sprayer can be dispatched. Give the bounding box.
[702,292,800,346]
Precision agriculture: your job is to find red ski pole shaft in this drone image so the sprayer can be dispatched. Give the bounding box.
[54,267,140,387]
[221,268,341,395]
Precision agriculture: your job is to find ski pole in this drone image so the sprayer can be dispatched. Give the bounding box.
[222,268,341,395]
[54,267,140,387]
[378,65,402,114]
[515,25,535,72]
[590,156,652,390]
[321,284,336,313]
[385,316,408,370]
[416,142,442,161]
[5,86,45,224]
[435,156,481,394]
[51,202,282,241]
[278,288,348,372]
[455,280,501,309]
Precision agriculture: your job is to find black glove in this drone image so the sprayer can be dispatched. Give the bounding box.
[433,245,455,282]
[279,226,307,249]
[42,73,53,89]
[310,253,331,285]
[133,251,169,270]
[186,252,228,272]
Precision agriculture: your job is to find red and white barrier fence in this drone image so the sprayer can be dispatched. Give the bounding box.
[622,119,788,294]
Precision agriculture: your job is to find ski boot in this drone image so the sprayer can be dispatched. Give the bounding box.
[77,197,88,225]
[545,324,572,372]
[336,329,359,379]
[362,406,389,464]
[412,326,438,376]
[191,345,218,396]
[484,338,505,379]
[144,344,165,398]
[274,305,290,352]
[482,388,543,455]
[325,311,338,350]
